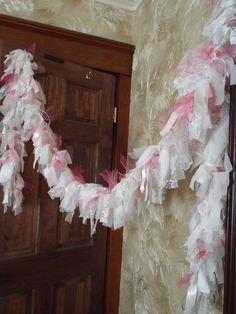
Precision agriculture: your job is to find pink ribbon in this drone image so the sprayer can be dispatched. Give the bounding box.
[72,166,86,184]
[178,272,194,285]
[140,152,159,197]
[53,159,65,172]
[160,94,194,137]
[34,124,54,141]
[47,150,73,175]
[120,154,134,172]
[1,73,15,84]
[173,42,234,77]
[99,169,118,191]
[27,43,36,55]
[197,250,207,260]
[119,154,135,180]
[23,127,36,141]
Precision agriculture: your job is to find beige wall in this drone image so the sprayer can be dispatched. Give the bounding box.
[0,1,222,313]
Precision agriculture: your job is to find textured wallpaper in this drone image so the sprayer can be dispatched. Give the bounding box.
[0,0,133,43]
[0,1,223,313]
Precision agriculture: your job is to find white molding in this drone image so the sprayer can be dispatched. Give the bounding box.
[96,0,142,11]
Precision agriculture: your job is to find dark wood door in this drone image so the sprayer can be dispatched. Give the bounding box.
[0,41,116,314]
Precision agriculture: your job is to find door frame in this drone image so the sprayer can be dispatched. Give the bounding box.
[224,85,236,314]
[0,14,134,314]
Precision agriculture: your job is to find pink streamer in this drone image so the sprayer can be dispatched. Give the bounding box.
[173,43,235,77]
[140,151,159,196]
[120,154,134,172]
[99,169,118,191]
[72,166,86,184]
[178,273,194,285]
[160,94,195,136]
[147,152,159,169]
[53,159,65,172]
[1,73,15,84]
[27,43,36,55]
[197,250,207,260]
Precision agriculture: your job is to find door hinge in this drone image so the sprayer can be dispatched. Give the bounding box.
[113,107,118,124]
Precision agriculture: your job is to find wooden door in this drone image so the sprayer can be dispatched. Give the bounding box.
[0,40,116,314]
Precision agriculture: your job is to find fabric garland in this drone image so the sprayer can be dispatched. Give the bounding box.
[0,0,235,313]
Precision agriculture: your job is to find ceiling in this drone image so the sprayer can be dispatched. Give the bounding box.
[96,0,142,11]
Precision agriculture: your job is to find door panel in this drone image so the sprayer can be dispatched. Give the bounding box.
[52,276,91,314]
[0,39,116,313]
[0,143,39,258]
[0,291,33,314]
[65,84,101,124]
